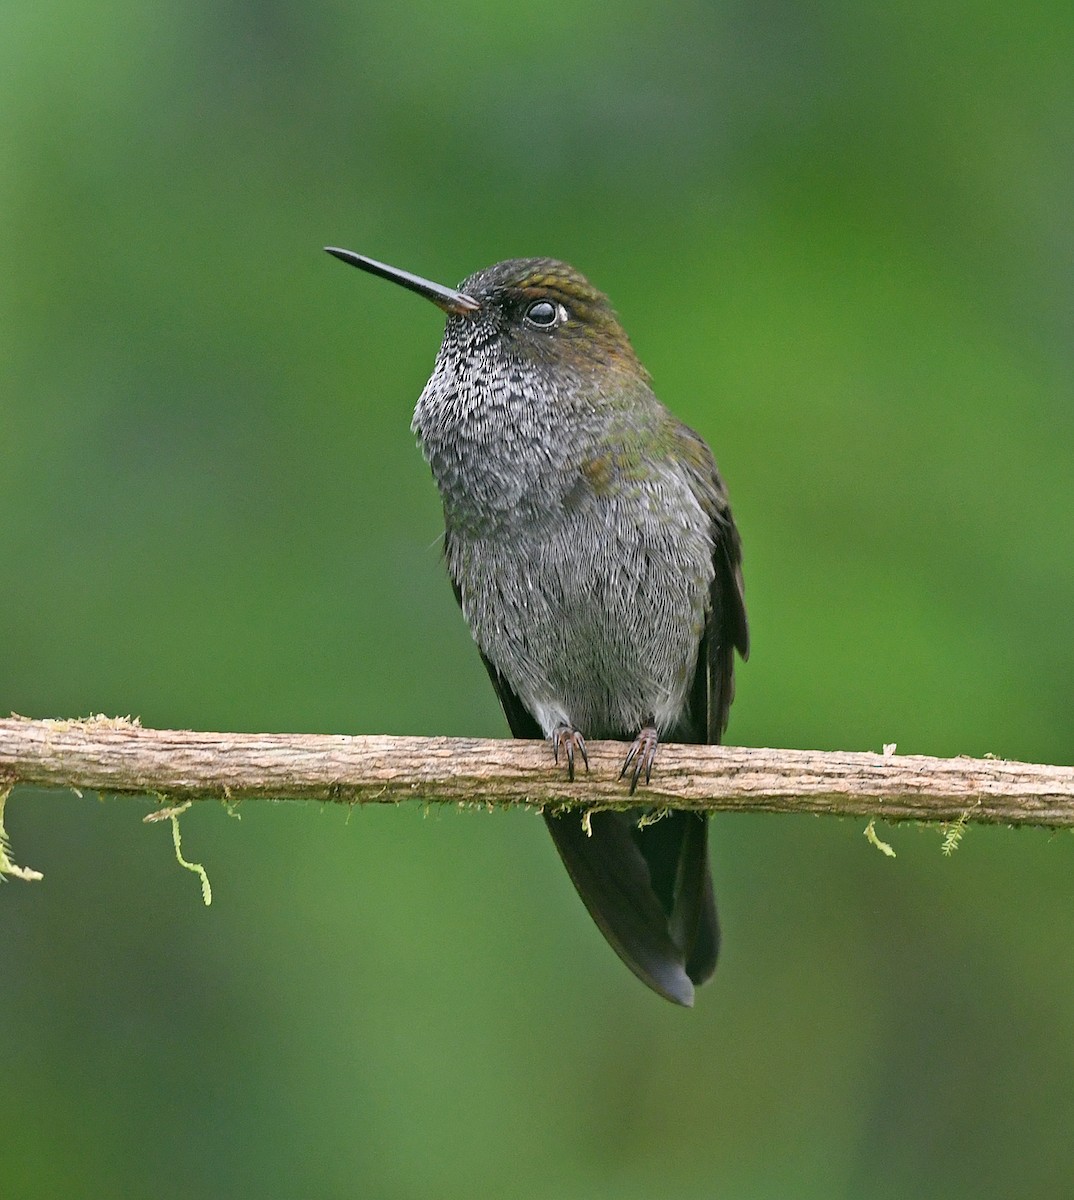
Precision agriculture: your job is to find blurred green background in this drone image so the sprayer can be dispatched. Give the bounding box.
[3,2,1073,1197]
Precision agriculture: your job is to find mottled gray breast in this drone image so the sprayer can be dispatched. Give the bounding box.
[443,460,715,740]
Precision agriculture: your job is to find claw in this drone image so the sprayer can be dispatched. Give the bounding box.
[552,723,589,782]
[620,725,659,795]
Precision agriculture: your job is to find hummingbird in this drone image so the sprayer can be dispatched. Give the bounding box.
[326,247,749,1006]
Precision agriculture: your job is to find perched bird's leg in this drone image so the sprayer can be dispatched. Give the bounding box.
[551,723,589,782]
[620,724,659,795]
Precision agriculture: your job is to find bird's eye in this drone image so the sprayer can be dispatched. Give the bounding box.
[525,299,559,328]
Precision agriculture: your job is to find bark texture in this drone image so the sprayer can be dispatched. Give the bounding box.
[2,716,1073,824]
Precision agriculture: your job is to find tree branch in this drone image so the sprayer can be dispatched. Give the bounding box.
[2,715,1073,826]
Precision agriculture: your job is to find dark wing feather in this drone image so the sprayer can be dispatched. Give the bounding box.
[655,423,748,988]
[676,423,749,744]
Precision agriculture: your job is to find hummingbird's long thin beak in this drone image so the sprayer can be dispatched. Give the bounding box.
[324,247,481,315]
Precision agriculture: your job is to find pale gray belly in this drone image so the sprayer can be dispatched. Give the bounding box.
[447,499,713,739]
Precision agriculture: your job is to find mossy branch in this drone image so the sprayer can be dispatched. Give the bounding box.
[2,715,1073,828]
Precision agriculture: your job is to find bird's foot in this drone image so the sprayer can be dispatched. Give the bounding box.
[551,723,589,782]
[620,725,659,795]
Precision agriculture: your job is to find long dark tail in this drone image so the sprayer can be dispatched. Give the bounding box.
[542,808,718,1006]
[475,651,720,1004]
